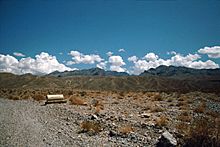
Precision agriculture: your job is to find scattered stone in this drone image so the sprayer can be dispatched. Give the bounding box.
[140,112,151,118]
[91,114,98,120]
[156,131,177,147]
[109,130,117,137]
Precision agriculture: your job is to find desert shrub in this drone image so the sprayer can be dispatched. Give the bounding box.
[80,121,102,134]
[22,94,30,99]
[183,116,220,147]
[118,125,134,135]
[8,95,20,100]
[155,115,168,127]
[151,106,164,112]
[176,101,188,107]
[178,112,192,122]
[167,97,173,102]
[176,122,190,135]
[33,94,45,101]
[153,93,163,101]
[194,102,206,113]
[206,110,220,118]
[69,96,87,106]
[79,91,86,97]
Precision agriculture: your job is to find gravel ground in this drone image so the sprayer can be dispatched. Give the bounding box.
[0,98,116,147]
[1,91,219,147]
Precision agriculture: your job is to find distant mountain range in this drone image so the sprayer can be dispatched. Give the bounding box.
[47,66,220,78]
[140,65,220,77]
[1,65,220,93]
[47,67,129,77]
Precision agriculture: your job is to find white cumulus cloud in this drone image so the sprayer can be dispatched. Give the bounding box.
[198,46,220,58]
[109,55,126,72]
[68,51,103,65]
[118,48,125,52]
[96,61,107,69]
[143,53,159,61]
[128,52,219,75]
[128,56,138,62]
[106,51,113,57]
[0,52,73,75]
[13,52,25,57]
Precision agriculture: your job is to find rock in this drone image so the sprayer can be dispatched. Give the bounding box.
[109,130,117,137]
[156,131,177,147]
[91,114,98,120]
[140,112,151,118]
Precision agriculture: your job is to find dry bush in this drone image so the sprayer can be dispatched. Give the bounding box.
[80,121,102,133]
[118,125,134,135]
[183,116,220,147]
[176,122,190,135]
[33,94,45,101]
[179,96,187,101]
[79,91,87,97]
[22,94,30,99]
[178,111,192,122]
[8,95,20,100]
[153,93,163,101]
[69,96,87,106]
[194,102,206,113]
[179,105,190,110]
[151,105,164,113]
[176,101,188,107]
[90,99,104,114]
[155,115,168,127]
[167,97,173,102]
[206,110,220,118]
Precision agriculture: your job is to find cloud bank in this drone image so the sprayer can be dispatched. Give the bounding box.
[109,55,126,72]
[0,52,72,75]
[198,46,220,58]
[0,46,219,75]
[13,52,25,57]
[128,52,219,75]
[67,51,103,65]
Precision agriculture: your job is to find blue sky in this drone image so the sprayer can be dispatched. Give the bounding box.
[0,0,220,75]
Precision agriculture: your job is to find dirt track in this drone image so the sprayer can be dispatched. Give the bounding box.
[0,98,112,147]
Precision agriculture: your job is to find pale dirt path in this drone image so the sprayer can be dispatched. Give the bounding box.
[0,99,45,146]
[0,98,114,147]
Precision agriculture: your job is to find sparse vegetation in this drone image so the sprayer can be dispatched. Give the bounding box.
[69,96,87,106]
[80,121,102,134]
[118,125,134,135]
[183,116,220,147]
[155,115,168,127]
[194,102,206,113]
[33,94,45,101]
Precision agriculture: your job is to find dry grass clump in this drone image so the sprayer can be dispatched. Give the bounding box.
[155,115,168,127]
[79,91,87,97]
[176,122,190,135]
[33,94,45,101]
[8,95,20,100]
[153,93,163,101]
[150,105,164,112]
[183,116,220,147]
[90,99,104,114]
[176,101,188,107]
[177,111,192,122]
[69,96,87,106]
[118,125,134,135]
[194,102,206,113]
[167,97,173,102]
[206,110,220,118]
[80,121,102,134]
